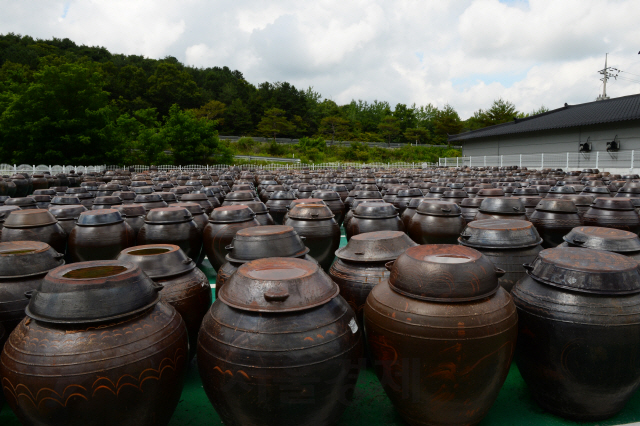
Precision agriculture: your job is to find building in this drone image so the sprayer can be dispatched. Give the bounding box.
[448,94,640,157]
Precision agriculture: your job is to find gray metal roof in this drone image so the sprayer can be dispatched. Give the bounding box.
[448,93,640,142]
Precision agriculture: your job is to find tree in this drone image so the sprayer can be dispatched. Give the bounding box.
[404,128,431,145]
[319,116,350,145]
[190,100,226,124]
[432,105,463,143]
[483,98,518,125]
[392,103,418,137]
[223,99,253,134]
[146,62,201,116]
[256,108,294,142]
[377,116,401,146]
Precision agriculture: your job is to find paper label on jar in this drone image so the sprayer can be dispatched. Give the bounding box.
[348,318,358,334]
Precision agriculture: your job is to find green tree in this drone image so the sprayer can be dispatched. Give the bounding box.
[392,103,418,137]
[319,116,350,145]
[223,99,253,134]
[256,108,294,142]
[377,116,401,146]
[190,99,226,124]
[404,128,431,145]
[432,105,463,143]
[146,62,201,116]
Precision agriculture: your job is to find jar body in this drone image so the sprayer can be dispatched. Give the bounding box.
[582,207,640,234]
[346,216,404,241]
[408,214,466,245]
[0,275,44,337]
[284,217,340,271]
[137,221,202,261]
[529,211,582,248]
[468,245,542,293]
[202,219,261,270]
[69,222,135,262]
[1,224,67,255]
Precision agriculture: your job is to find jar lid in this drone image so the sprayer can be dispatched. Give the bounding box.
[288,203,334,220]
[560,194,594,206]
[459,219,542,249]
[33,189,57,196]
[525,248,640,294]
[145,206,193,224]
[113,204,146,217]
[48,204,87,220]
[132,187,154,194]
[225,191,255,201]
[312,190,341,201]
[77,209,124,226]
[396,188,423,198]
[93,196,122,205]
[0,205,21,221]
[134,194,164,203]
[354,191,382,199]
[590,198,635,211]
[563,226,640,253]
[416,200,461,216]
[3,209,58,228]
[478,197,525,214]
[335,230,417,262]
[461,197,485,207]
[66,187,90,194]
[210,205,256,223]
[269,191,296,200]
[226,225,309,263]
[535,199,578,213]
[173,202,204,216]
[51,196,82,205]
[477,188,505,197]
[388,245,501,302]
[26,260,161,324]
[181,193,208,202]
[0,241,64,278]
[5,197,36,207]
[113,191,136,200]
[353,203,397,219]
[117,244,195,278]
[219,257,339,312]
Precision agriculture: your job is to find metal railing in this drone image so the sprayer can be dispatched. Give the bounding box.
[438,151,640,172]
[220,136,461,150]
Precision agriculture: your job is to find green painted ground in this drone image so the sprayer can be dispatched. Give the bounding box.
[2,232,640,425]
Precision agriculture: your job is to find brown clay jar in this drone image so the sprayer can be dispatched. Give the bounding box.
[560,226,640,259]
[137,207,202,261]
[265,191,296,225]
[582,198,640,234]
[408,201,466,245]
[0,260,188,426]
[118,244,212,360]
[113,205,146,240]
[346,202,404,240]
[68,209,135,262]
[173,202,208,264]
[364,245,517,426]
[0,209,67,255]
[529,199,582,248]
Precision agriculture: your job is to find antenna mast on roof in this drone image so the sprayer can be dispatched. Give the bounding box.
[596,53,618,101]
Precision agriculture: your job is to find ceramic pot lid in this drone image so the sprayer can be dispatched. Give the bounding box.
[270,191,296,200]
[226,225,309,263]
[335,230,417,262]
[288,198,325,209]
[93,196,122,205]
[174,202,204,215]
[225,191,254,201]
[242,201,269,214]
[478,198,525,214]
[563,226,640,253]
[26,260,161,324]
[560,194,594,206]
[5,197,36,207]
[3,209,58,228]
[354,191,382,199]
[416,200,461,217]
[113,191,136,200]
[535,199,578,213]
[525,247,640,294]
[77,209,124,226]
[219,257,339,313]
[590,198,635,210]
[117,244,195,278]
[353,203,397,219]
[0,241,64,278]
[134,194,164,203]
[48,204,87,220]
[51,196,82,205]
[459,219,542,249]
[461,197,485,207]
[132,187,154,194]
[312,190,341,201]
[288,203,334,220]
[477,188,505,197]
[397,188,423,198]
[114,204,146,217]
[0,205,21,221]
[145,207,193,224]
[210,205,256,223]
[388,244,502,302]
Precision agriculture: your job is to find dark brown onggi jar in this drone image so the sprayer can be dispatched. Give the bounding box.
[408,201,466,245]
[173,202,208,264]
[0,206,21,238]
[117,244,212,360]
[0,241,64,338]
[529,199,582,248]
[203,205,261,271]
[474,197,528,221]
[364,245,517,426]
[198,257,362,426]
[346,202,404,240]
[582,198,640,234]
[134,193,168,213]
[560,226,640,260]
[400,198,424,229]
[137,207,202,261]
[0,260,188,426]
[459,219,543,292]
[240,200,275,226]
[68,209,135,262]
[47,204,87,241]
[312,190,346,225]
[0,209,67,254]
[460,197,485,221]
[5,196,37,210]
[265,191,296,225]
[512,248,640,421]
[284,203,340,272]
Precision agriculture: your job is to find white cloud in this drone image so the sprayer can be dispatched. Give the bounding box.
[2,0,640,117]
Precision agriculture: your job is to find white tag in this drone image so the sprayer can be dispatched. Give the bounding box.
[348,318,358,334]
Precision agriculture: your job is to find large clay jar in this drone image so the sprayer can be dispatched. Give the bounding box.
[0,260,188,426]
[48,204,87,235]
[560,194,594,218]
[529,199,582,248]
[512,248,640,421]
[68,209,135,262]
[346,202,404,240]
[312,190,346,225]
[460,197,484,221]
[582,198,640,234]
[474,197,528,221]
[330,231,416,328]
[198,257,363,426]
[5,196,37,209]
[0,209,67,254]
[0,206,21,237]
[408,200,466,245]
[10,175,29,197]
[364,244,517,426]
[134,193,168,213]
[118,244,212,360]
[216,225,311,297]
[173,202,207,265]
[180,193,214,215]
[560,226,640,260]
[0,241,64,337]
[400,198,424,229]
[284,203,340,272]
[459,219,543,292]
[137,207,202,261]
[265,191,296,225]
[241,200,275,226]
[113,205,146,240]
[203,205,261,271]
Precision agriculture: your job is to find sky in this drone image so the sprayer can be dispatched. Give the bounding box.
[2,0,640,118]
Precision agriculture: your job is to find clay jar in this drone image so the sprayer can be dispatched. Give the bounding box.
[284,203,340,272]
[5,197,37,209]
[137,207,202,261]
[408,200,466,245]
[312,190,346,225]
[0,209,67,254]
[512,248,640,421]
[203,205,261,271]
[180,193,214,215]
[393,188,424,214]
[68,209,135,262]
[265,191,296,225]
[216,225,311,297]
[400,198,425,229]
[0,241,64,338]
[113,205,146,239]
[459,219,543,292]
[474,197,528,221]
[529,199,582,248]
[330,231,416,328]
[173,202,207,264]
[346,202,404,240]
[0,206,21,237]
[134,193,168,213]
[560,226,640,260]
[198,257,363,426]
[48,204,87,235]
[241,200,276,226]
[364,245,517,426]
[582,198,640,234]
[92,195,122,210]
[460,197,485,221]
[118,244,212,360]
[0,260,188,426]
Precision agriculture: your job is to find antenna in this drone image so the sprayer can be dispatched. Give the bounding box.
[596,53,619,101]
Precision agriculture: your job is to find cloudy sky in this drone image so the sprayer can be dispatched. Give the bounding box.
[2,0,640,118]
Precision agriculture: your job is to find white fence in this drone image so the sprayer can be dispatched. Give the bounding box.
[439,151,640,174]
[0,164,108,175]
